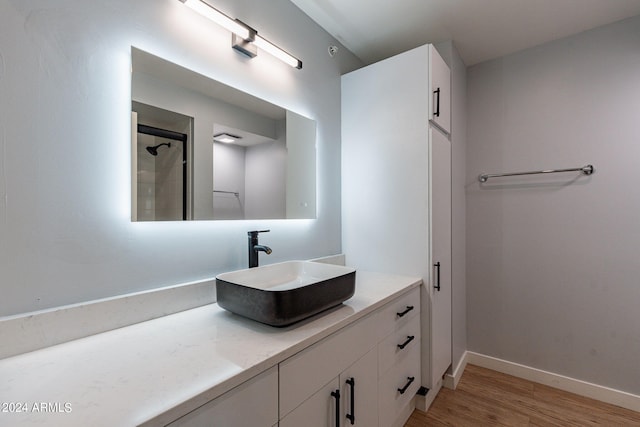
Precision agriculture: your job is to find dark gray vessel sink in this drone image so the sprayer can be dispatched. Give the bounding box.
[216,261,356,327]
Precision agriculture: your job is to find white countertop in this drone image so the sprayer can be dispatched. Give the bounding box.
[0,271,420,426]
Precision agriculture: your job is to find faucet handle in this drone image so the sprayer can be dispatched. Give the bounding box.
[248,229,270,236]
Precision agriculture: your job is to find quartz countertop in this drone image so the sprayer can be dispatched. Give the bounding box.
[0,271,421,426]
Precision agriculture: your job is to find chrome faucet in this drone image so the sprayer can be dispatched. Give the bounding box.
[248,230,272,268]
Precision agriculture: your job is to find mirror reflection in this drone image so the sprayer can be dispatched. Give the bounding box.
[131,47,316,221]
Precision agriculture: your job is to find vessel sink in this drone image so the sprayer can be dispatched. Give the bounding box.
[216,261,356,327]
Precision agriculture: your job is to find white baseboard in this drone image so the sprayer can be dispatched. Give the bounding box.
[467,351,640,412]
[444,351,468,390]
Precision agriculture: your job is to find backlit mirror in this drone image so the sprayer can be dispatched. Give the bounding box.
[131,47,316,221]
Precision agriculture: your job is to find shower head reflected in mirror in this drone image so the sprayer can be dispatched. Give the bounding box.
[146,142,171,156]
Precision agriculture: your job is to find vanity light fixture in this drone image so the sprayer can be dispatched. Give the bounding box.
[252,36,301,69]
[179,0,303,69]
[214,132,241,144]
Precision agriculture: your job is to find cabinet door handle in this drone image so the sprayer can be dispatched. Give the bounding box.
[397,335,415,350]
[397,376,415,395]
[331,389,341,427]
[434,262,441,291]
[346,378,355,425]
[396,305,414,318]
[434,87,441,117]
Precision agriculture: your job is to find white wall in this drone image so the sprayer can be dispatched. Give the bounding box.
[244,136,287,219]
[467,15,640,395]
[213,142,246,219]
[0,0,361,316]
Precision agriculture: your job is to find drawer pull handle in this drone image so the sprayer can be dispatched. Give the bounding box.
[397,376,415,395]
[396,306,414,318]
[397,335,415,350]
[346,377,355,425]
[331,389,341,427]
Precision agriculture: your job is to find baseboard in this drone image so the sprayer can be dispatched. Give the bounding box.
[467,351,640,412]
[444,351,468,390]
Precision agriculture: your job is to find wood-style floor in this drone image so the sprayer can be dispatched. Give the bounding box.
[405,364,640,426]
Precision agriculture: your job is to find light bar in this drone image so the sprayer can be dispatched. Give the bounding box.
[254,35,302,70]
[181,0,251,40]
[179,0,302,69]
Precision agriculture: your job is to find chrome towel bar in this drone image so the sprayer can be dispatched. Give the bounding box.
[478,164,594,183]
[213,190,240,197]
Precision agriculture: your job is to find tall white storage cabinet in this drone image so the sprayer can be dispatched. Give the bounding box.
[342,44,452,406]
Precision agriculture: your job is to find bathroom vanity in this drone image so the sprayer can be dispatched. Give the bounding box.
[0,271,420,427]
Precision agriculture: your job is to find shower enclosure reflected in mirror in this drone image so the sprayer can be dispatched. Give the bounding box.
[132,104,191,221]
[131,47,317,221]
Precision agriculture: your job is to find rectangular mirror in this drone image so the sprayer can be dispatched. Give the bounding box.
[131,47,316,221]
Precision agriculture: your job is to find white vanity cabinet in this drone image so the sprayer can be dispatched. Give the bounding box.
[166,366,278,427]
[376,288,421,427]
[279,287,421,427]
[279,310,379,426]
[0,271,421,427]
[280,349,378,427]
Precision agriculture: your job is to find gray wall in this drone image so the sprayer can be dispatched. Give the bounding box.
[0,0,361,316]
[467,15,640,394]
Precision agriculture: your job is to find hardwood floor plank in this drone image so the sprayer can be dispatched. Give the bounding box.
[421,388,530,426]
[531,383,640,425]
[405,364,640,426]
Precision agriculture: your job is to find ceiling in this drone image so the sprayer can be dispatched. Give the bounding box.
[290,0,640,66]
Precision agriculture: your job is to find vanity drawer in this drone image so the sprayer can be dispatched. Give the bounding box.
[377,287,420,340]
[378,315,420,377]
[279,312,379,418]
[378,341,421,427]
